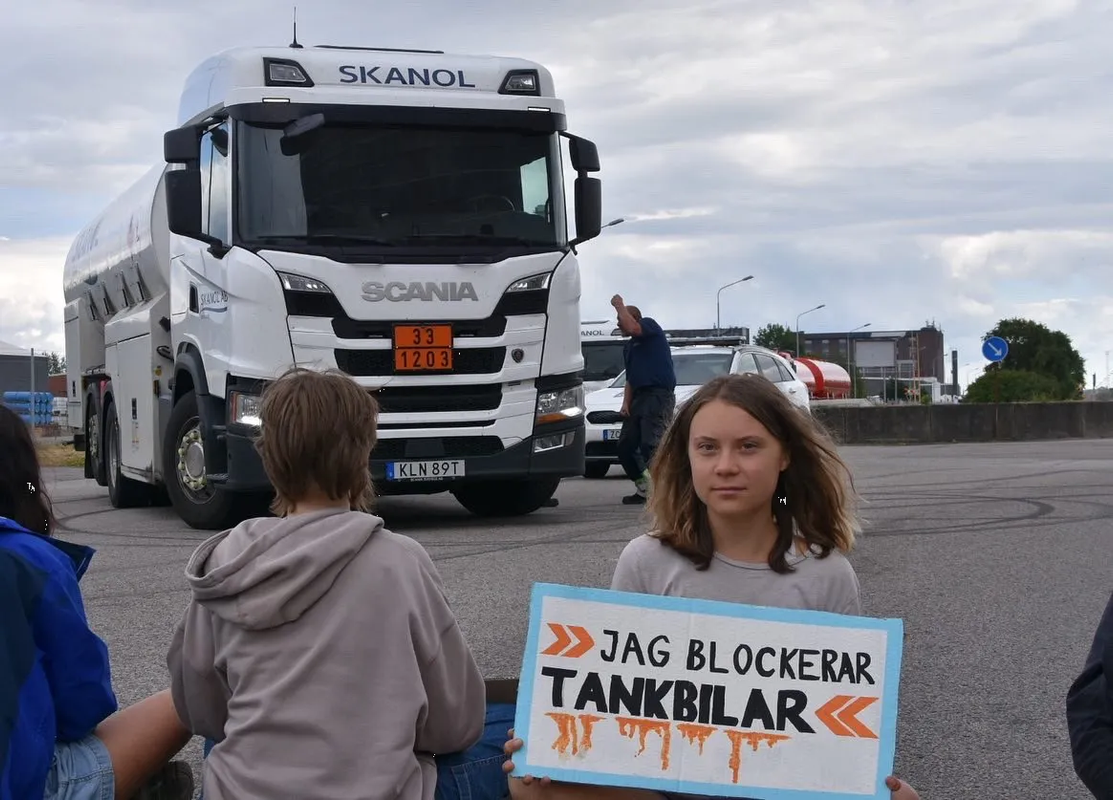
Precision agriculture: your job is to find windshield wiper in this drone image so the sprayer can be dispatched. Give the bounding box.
[256,234,397,247]
[400,233,554,247]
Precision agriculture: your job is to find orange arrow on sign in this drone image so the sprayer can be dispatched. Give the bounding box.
[564,625,595,658]
[541,623,595,658]
[542,623,572,656]
[816,695,879,738]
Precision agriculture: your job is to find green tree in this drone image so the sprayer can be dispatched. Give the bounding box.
[754,323,796,352]
[964,369,1061,403]
[47,351,66,374]
[984,317,1084,399]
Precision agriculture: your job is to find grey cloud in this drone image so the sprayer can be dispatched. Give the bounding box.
[0,297,64,353]
[3,0,1112,378]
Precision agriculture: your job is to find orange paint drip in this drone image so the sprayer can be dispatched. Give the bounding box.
[676,723,717,755]
[616,717,672,771]
[546,712,579,756]
[724,731,791,784]
[579,715,604,751]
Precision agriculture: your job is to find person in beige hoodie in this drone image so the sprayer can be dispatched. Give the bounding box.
[165,368,487,800]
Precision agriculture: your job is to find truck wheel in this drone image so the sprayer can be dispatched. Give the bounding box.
[163,390,237,531]
[583,462,611,479]
[85,404,106,486]
[451,477,561,517]
[104,397,153,508]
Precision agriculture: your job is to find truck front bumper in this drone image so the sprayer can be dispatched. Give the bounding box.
[219,418,585,494]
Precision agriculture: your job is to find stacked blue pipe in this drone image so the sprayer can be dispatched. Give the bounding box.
[2,392,55,426]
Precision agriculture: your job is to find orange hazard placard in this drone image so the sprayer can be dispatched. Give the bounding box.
[392,324,453,372]
[511,583,904,799]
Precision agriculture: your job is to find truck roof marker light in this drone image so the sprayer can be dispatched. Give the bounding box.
[264,57,314,88]
[499,70,540,96]
[262,97,292,103]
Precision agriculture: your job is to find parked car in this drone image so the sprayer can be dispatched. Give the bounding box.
[582,344,809,478]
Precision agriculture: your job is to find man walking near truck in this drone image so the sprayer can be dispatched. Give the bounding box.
[611,294,676,505]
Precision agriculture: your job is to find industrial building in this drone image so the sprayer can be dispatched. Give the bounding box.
[0,340,51,397]
[799,324,957,399]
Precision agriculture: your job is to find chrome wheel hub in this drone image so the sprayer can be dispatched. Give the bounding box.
[177,424,208,494]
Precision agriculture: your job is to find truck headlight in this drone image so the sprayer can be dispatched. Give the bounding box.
[278,271,333,294]
[536,384,584,425]
[507,272,552,293]
[229,392,262,427]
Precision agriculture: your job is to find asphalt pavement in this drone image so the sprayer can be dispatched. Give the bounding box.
[43,439,1113,799]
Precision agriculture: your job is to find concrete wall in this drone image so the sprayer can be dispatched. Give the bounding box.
[813,402,1113,444]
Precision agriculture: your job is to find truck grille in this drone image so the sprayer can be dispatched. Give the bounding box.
[372,436,504,460]
[368,383,502,414]
[284,288,549,338]
[336,347,506,376]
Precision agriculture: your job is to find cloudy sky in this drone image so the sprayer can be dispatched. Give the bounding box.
[2,0,1111,389]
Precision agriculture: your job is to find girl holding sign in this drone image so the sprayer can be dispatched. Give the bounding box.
[503,372,920,799]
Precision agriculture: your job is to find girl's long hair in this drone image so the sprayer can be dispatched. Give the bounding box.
[0,403,56,535]
[647,372,859,574]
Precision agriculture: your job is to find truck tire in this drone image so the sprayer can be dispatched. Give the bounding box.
[451,477,561,517]
[163,390,238,531]
[104,396,153,508]
[583,462,611,479]
[85,402,107,486]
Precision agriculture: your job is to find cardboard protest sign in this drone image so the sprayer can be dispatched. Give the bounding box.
[511,583,904,799]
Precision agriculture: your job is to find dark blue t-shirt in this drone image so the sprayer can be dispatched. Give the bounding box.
[623,317,676,391]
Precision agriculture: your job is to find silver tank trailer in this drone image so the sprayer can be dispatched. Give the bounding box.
[62,164,171,310]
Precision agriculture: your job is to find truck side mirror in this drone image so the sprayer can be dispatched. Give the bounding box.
[164,168,225,254]
[165,168,204,239]
[561,133,603,249]
[567,135,600,173]
[164,127,201,164]
[569,176,602,247]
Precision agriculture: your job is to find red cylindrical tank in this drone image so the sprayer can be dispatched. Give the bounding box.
[790,357,853,399]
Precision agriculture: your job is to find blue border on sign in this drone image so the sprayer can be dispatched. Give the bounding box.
[511,582,905,800]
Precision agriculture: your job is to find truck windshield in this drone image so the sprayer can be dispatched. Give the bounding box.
[235,122,562,251]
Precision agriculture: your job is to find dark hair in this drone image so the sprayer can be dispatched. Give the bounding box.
[647,372,858,574]
[253,368,379,516]
[0,403,56,535]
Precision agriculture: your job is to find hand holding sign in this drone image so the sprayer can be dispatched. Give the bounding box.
[510,583,905,799]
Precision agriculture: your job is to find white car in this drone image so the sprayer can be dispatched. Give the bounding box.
[582,345,810,478]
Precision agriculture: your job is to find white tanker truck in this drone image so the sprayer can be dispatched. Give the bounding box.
[61,43,604,529]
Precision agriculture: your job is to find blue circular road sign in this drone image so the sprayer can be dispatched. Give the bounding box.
[982,336,1009,363]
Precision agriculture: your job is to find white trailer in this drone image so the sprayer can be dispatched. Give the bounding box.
[62,43,605,529]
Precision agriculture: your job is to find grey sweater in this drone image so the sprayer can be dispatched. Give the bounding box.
[166,508,486,800]
[610,533,862,615]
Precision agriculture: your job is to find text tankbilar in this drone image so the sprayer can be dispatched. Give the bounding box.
[540,630,877,733]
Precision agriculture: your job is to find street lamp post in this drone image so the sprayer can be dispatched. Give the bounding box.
[795,304,826,357]
[846,323,870,397]
[571,217,625,253]
[716,275,753,331]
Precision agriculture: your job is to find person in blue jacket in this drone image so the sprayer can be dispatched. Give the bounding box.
[0,403,195,800]
[1066,589,1113,798]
